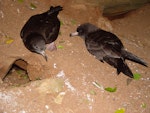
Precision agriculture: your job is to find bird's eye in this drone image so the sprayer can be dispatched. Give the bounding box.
[33,44,38,49]
[77,28,83,33]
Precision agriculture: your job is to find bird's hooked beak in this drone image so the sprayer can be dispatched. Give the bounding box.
[40,51,48,61]
[70,31,79,37]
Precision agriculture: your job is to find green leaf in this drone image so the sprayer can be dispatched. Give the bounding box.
[30,3,37,10]
[57,45,63,49]
[60,21,63,26]
[18,0,24,3]
[115,108,125,113]
[133,73,141,80]
[141,103,146,108]
[105,87,117,92]
[5,39,14,44]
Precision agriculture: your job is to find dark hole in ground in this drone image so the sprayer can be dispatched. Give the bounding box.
[3,59,30,86]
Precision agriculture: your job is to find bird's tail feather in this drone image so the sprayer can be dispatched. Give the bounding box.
[117,59,133,78]
[48,6,63,15]
[104,56,133,78]
[122,50,148,67]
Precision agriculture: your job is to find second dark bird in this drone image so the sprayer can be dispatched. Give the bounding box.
[70,23,148,78]
[20,6,63,61]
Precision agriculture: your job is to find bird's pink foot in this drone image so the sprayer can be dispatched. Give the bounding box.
[46,42,57,51]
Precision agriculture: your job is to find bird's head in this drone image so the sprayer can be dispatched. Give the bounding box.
[70,23,98,39]
[26,34,48,61]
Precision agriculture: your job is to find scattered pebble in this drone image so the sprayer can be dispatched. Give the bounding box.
[53,63,57,69]
[17,8,20,13]
[45,105,49,109]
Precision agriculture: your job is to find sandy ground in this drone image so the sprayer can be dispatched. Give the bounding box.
[0,0,150,113]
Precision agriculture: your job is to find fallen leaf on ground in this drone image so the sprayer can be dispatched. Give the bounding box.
[5,39,14,44]
[115,108,125,113]
[60,21,63,26]
[57,45,64,49]
[105,87,117,92]
[141,102,146,108]
[133,73,141,80]
[30,3,37,10]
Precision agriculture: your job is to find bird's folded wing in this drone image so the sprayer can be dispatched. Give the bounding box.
[86,32,122,59]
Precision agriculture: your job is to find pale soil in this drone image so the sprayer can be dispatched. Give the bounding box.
[0,0,150,113]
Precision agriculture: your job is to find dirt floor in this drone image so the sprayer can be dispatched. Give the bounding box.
[0,0,150,113]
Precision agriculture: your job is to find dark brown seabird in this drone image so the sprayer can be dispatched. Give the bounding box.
[70,23,148,78]
[20,6,63,61]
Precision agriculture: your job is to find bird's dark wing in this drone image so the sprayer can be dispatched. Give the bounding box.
[43,6,62,43]
[20,14,60,43]
[85,30,124,61]
[21,6,62,44]
[20,14,44,41]
[44,18,60,43]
